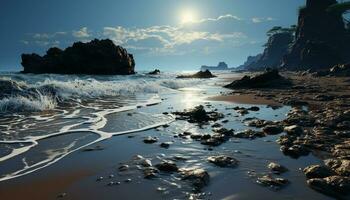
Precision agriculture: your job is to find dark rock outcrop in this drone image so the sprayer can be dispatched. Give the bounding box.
[176,70,216,79]
[21,39,135,75]
[283,0,350,70]
[148,69,160,75]
[246,32,294,71]
[235,54,262,71]
[201,62,229,71]
[224,69,292,89]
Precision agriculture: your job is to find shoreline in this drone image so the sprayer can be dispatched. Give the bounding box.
[0,71,348,199]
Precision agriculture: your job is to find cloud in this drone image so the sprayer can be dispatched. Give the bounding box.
[22,14,267,56]
[102,14,247,55]
[193,14,242,24]
[251,17,276,23]
[73,27,90,38]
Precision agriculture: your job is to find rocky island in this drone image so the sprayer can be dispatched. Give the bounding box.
[201,62,229,71]
[21,39,135,75]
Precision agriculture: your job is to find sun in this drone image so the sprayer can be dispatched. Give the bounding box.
[180,9,198,24]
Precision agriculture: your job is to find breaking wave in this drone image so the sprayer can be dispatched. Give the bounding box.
[0,73,206,112]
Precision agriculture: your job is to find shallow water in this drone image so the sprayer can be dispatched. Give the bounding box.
[0,72,332,199]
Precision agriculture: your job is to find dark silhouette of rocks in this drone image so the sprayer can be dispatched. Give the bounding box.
[148,69,160,75]
[21,39,135,75]
[176,70,216,79]
[246,32,294,71]
[225,69,292,89]
[235,54,262,71]
[201,62,229,71]
[283,0,350,70]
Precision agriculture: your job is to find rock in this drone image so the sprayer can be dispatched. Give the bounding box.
[143,136,158,144]
[248,106,260,111]
[172,105,224,123]
[307,176,350,198]
[21,39,135,75]
[176,70,216,79]
[257,175,289,188]
[207,156,239,168]
[280,144,310,158]
[263,125,283,135]
[118,165,130,172]
[234,129,265,139]
[284,125,303,135]
[201,62,229,71]
[148,69,160,75]
[246,119,270,128]
[143,167,159,179]
[325,159,350,176]
[180,168,210,191]
[268,162,288,173]
[225,69,291,89]
[155,161,178,172]
[303,165,334,179]
[160,142,172,149]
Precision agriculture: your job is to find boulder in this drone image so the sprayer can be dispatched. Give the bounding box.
[284,125,303,135]
[257,175,289,188]
[307,176,350,198]
[225,69,291,89]
[263,125,283,135]
[180,168,210,191]
[176,70,216,79]
[207,155,239,168]
[21,39,135,75]
[268,162,288,173]
[303,165,334,179]
[148,69,160,75]
[155,161,178,172]
[172,105,224,123]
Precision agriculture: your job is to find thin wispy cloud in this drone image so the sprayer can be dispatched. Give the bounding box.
[72,27,91,38]
[251,17,275,23]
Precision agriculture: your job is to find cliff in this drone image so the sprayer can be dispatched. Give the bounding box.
[283,0,350,71]
[235,54,262,71]
[245,32,294,71]
[21,39,135,75]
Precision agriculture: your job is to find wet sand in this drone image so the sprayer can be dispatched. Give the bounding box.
[208,94,282,106]
[0,170,92,200]
[0,72,348,200]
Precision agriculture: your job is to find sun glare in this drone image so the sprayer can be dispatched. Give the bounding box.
[180,9,197,24]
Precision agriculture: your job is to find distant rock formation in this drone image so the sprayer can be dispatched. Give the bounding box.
[283,0,350,71]
[177,70,216,79]
[235,54,262,71]
[246,32,294,71]
[21,39,135,75]
[201,62,228,71]
[148,69,160,75]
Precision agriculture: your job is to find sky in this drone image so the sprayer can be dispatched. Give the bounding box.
[0,0,306,71]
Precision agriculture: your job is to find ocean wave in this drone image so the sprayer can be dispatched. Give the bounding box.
[0,74,204,112]
[0,95,56,112]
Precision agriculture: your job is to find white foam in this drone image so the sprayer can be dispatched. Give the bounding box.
[0,95,56,112]
[0,96,175,182]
